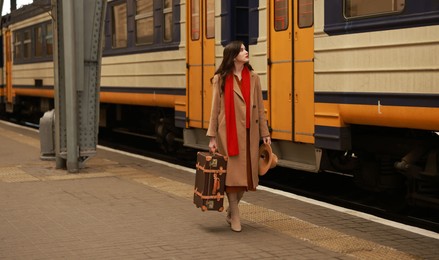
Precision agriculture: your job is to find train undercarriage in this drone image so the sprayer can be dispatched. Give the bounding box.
[322,126,439,210]
[99,104,183,153]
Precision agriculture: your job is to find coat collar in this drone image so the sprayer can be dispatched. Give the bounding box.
[233,72,255,102]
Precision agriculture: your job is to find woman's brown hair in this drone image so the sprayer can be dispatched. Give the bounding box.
[211,41,253,93]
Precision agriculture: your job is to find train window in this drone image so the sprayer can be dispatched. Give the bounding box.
[205,0,215,39]
[45,23,53,56]
[104,0,180,55]
[23,30,31,59]
[112,3,128,48]
[298,0,313,28]
[12,22,53,64]
[345,0,405,19]
[274,0,288,31]
[34,26,43,57]
[136,0,154,45]
[191,0,200,40]
[13,32,21,60]
[163,0,173,42]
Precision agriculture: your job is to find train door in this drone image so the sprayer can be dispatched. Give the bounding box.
[268,0,314,143]
[5,30,13,112]
[269,0,293,140]
[186,0,215,129]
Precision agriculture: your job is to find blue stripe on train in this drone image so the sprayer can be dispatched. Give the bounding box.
[315,92,439,108]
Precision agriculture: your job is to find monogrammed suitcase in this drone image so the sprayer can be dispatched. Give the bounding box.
[193,152,227,211]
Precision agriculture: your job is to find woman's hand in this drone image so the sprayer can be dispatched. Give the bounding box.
[209,137,217,153]
[262,136,271,145]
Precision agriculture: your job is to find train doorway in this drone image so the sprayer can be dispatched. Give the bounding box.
[186,0,215,129]
[268,0,294,141]
[268,0,314,143]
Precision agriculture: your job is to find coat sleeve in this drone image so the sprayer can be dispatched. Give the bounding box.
[206,75,221,137]
[255,75,270,138]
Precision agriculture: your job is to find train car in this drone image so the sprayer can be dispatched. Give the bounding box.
[1,0,54,119]
[312,0,439,208]
[1,0,438,208]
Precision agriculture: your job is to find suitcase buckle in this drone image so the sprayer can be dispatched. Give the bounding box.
[210,158,217,168]
[206,200,214,209]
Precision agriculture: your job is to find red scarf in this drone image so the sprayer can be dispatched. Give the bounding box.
[225,67,251,156]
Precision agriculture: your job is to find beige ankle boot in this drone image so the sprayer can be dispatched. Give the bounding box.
[226,192,241,232]
[226,191,244,225]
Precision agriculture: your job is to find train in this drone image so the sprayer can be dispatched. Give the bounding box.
[0,0,438,209]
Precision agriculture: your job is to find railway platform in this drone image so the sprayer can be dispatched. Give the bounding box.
[0,120,438,260]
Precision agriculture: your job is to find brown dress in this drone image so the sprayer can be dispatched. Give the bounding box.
[225,76,255,192]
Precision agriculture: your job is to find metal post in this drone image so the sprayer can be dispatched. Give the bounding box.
[74,0,84,92]
[52,0,106,172]
[10,0,16,11]
[51,0,65,169]
[61,0,79,172]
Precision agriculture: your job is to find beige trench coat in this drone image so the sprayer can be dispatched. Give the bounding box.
[206,71,270,189]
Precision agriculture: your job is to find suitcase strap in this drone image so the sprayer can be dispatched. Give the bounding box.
[194,189,224,201]
[212,173,220,194]
[196,164,226,174]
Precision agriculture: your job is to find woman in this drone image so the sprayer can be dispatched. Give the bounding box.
[207,41,271,232]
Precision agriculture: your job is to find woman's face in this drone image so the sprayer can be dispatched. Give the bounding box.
[235,44,249,64]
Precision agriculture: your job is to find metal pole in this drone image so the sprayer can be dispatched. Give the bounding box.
[10,0,16,11]
[0,1,3,18]
[61,0,79,172]
[52,0,66,169]
[74,0,84,91]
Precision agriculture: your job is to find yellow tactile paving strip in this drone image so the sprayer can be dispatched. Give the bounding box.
[239,203,417,260]
[0,167,40,182]
[0,124,418,260]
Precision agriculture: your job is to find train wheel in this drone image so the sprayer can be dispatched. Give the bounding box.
[354,152,407,211]
[155,116,181,153]
[327,150,359,174]
[354,152,405,192]
[404,149,439,209]
[353,152,381,192]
